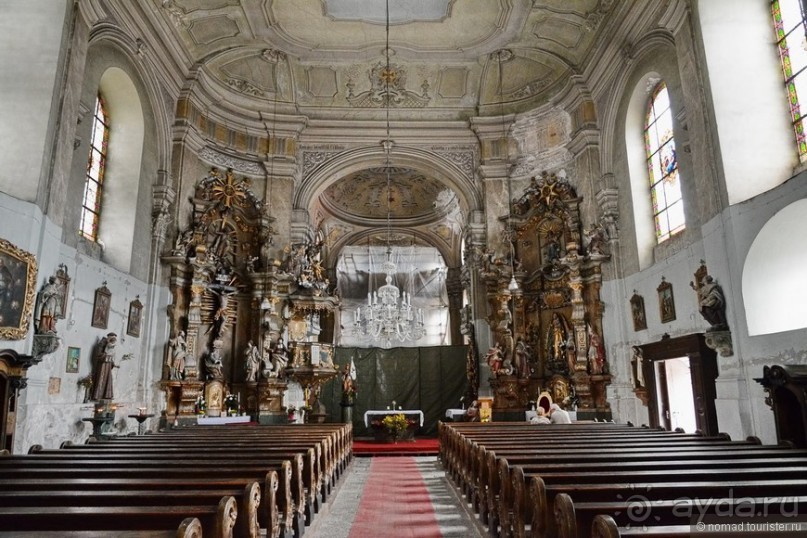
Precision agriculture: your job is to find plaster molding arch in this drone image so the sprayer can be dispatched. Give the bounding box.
[294,144,483,216]
[87,24,173,175]
[328,227,456,271]
[597,30,677,177]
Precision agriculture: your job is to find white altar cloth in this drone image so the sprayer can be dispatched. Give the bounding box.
[196,415,251,425]
[364,409,424,427]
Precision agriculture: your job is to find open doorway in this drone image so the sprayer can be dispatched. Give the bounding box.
[654,357,697,432]
[638,334,718,435]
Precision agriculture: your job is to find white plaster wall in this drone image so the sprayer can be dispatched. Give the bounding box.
[0,191,169,452]
[0,0,69,202]
[605,171,807,443]
[697,0,796,204]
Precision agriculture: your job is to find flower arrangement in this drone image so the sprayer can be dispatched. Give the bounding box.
[194,395,207,415]
[382,413,409,436]
[369,413,417,440]
[77,375,93,389]
[224,394,240,416]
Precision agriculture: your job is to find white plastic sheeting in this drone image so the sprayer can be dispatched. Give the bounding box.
[336,244,449,347]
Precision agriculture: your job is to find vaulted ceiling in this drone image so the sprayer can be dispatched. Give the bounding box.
[151,0,618,114]
[138,0,621,264]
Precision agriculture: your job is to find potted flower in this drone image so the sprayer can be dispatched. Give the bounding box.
[370,413,417,443]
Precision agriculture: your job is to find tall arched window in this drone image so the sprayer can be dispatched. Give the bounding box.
[645,82,684,243]
[772,0,807,159]
[80,94,109,241]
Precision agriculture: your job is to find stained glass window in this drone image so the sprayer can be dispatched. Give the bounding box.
[645,82,684,243]
[772,0,807,158]
[81,94,108,241]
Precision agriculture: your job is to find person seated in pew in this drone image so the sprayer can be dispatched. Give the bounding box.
[465,400,480,422]
[548,403,572,424]
[529,409,551,425]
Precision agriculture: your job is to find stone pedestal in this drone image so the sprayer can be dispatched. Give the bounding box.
[258,378,286,417]
[341,403,354,424]
[489,375,529,411]
[161,380,204,419]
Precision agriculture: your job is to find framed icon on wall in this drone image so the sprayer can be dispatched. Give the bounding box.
[66,346,80,373]
[629,291,647,331]
[126,297,143,338]
[91,282,111,329]
[657,277,676,324]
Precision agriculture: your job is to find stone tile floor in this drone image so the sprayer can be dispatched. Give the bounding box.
[305,456,485,538]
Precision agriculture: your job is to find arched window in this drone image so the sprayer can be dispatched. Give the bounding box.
[80,94,109,241]
[772,0,807,159]
[645,82,684,243]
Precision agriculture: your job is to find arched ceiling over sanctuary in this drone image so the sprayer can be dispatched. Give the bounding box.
[320,166,458,224]
[147,0,620,115]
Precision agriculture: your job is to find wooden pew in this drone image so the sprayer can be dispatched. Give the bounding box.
[0,475,280,538]
[0,517,203,538]
[522,470,807,538]
[26,446,303,530]
[590,513,807,538]
[560,493,807,538]
[1,423,348,538]
[483,439,781,533]
[0,460,292,538]
[439,422,807,538]
[0,498,236,537]
[0,486,259,537]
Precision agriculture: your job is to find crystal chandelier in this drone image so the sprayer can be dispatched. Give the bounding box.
[354,247,426,345]
[352,0,426,347]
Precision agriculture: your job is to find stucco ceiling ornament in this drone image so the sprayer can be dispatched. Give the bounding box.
[346,60,430,108]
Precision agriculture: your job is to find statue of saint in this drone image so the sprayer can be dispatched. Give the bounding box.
[92,333,118,401]
[271,339,289,373]
[205,339,224,381]
[35,276,61,334]
[587,323,605,375]
[513,337,532,378]
[546,313,571,374]
[244,340,260,382]
[485,344,504,375]
[691,275,728,330]
[168,331,187,380]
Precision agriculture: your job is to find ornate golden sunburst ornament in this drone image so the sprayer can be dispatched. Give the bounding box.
[210,169,249,208]
[539,180,560,207]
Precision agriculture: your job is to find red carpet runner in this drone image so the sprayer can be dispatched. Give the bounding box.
[353,437,439,456]
[349,456,442,538]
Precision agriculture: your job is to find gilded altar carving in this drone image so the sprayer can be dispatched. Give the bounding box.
[483,171,611,416]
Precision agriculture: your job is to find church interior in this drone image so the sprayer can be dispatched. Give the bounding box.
[2,0,807,536]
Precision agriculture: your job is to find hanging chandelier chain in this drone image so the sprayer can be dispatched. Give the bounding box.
[352,0,425,347]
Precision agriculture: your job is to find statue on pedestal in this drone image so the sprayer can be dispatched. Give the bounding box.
[205,339,224,381]
[35,276,62,334]
[690,275,728,331]
[244,340,260,382]
[168,331,187,380]
[92,333,118,401]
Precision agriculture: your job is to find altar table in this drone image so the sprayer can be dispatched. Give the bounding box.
[364,409,424,428]
[196,415,252,425]
[445,408,466,421]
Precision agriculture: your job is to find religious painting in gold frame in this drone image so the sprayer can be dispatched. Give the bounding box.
[91,283,111,329]
[0,237,38,340]
[657,277,676,323]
